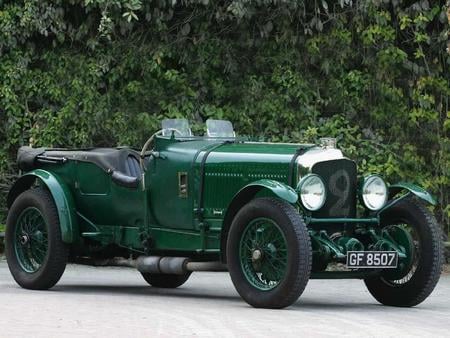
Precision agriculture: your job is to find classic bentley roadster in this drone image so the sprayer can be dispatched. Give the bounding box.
[5,119,443,308]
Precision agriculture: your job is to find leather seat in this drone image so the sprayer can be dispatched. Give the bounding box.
[124,154,141,178]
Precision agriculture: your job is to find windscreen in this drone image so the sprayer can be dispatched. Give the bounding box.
[161,119,193,137]
[206,119,235,138]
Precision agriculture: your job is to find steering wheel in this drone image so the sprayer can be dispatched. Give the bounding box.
[139,128,183,171]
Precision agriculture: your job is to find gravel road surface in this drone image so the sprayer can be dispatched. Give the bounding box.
[0,259,448,337]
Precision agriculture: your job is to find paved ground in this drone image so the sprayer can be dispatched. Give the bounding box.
[0,259,449,338]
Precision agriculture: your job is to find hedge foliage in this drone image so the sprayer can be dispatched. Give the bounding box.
[0,0,449,233]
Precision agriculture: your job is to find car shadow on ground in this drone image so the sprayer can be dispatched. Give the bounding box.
[51,283,387,311]
[54,284,243,303]
[3,281,442,312]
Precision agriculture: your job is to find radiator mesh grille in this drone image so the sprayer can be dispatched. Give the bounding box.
[311,159,357,218]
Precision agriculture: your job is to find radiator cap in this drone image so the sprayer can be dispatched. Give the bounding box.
[320,137,337,149]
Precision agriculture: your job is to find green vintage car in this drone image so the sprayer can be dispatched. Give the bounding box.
[5,119,443,308]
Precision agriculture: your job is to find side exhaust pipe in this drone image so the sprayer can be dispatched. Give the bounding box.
[74,256,227,274]
[137,256,189,275]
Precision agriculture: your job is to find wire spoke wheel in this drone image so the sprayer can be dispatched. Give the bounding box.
[227,198,312,308]
[239,218,288,290]
[364,197,443,307]
[14,207,49,273]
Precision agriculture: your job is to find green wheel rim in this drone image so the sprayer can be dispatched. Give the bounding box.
[14,207,49,273]
[382,222,420,284]
[239,217,288,291]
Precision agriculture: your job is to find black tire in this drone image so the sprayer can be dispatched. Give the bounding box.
[226,197,312,308]
[5,188,68,290]
[364,197,443,307]
[141,272,191,288]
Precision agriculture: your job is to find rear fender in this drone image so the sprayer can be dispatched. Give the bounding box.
[7,169,78,243]
[220,179,298,262]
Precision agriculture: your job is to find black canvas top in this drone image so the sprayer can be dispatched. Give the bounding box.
[17,146,142,178]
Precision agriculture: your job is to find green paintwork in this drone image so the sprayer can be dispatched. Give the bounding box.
[235,179,298,204]
[365,229,407,258]
[310,230,346,260]
[335,236,364,253]
[7,131,432,280]
[381,225,414,280]
[308,225,411,271]
[11,169,79,243]
[389,182,436,205]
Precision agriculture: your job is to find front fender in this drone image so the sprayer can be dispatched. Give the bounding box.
[238,179,299,204]
[388,182,436,205]
[7,169,78,243]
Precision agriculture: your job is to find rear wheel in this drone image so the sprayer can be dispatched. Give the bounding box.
[141,272,191,288]
[5,188,68,290]
[227,197,312,308]
[364,197,443,307]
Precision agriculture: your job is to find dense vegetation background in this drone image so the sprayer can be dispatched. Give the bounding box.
[0,0,448,236]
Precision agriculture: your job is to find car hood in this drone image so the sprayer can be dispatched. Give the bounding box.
[207,141,345,168]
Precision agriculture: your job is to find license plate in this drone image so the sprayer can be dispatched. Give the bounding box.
[346,251,398,269]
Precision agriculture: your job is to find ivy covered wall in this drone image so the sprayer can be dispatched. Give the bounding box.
[0,0,449,233]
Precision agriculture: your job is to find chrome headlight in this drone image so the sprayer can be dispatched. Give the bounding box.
[297,174,326,211]
[361,175,388,211]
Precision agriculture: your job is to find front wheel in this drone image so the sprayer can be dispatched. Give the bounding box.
[227,197,312,308]
[364,197,443,307]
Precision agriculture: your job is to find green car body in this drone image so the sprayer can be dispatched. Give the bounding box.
[7,136,434,255]
[5,119,442,308]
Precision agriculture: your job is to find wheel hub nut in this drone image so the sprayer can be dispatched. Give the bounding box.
[20,235,29,245]
[252,249,262,261]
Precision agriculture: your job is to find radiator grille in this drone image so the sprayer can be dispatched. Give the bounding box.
[311,159,357,218]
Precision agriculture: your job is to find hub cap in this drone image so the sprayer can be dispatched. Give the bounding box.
[252,249,263,261]
[14,207,49,273]
[239,218,288,291]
